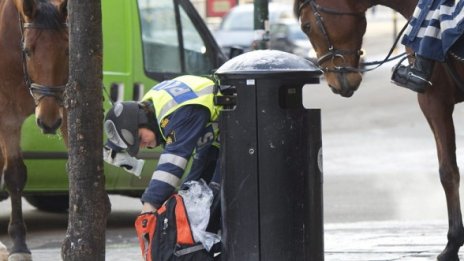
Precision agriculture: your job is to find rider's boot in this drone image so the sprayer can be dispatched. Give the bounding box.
[391,54,435,93]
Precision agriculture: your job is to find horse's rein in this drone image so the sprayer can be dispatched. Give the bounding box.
[298,0,407,73]
[357,21,408,72]
[17,12,68,105]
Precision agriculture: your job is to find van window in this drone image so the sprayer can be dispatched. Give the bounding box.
[137,0,213,76]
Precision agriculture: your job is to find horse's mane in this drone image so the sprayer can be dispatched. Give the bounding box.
[34,0,66,29]
[293,0,302,18]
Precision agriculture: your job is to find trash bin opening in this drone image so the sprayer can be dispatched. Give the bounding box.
[279,84,304,109]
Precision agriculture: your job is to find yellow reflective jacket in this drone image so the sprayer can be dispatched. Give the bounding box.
[142,75,220,140]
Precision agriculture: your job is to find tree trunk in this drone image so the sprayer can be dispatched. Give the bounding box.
[62,0,110,260]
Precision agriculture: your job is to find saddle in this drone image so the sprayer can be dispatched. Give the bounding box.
[450,35,464,60]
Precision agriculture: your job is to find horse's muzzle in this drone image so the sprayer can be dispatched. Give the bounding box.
[329,84,354,97]
[36,118,62,134]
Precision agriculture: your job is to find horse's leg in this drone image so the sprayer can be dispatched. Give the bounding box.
[419,91,464,261]
[0,151,8,261]
[0,124,31,261]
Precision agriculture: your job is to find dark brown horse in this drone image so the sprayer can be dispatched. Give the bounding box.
[295,0,464,260]
[0,0,68,260]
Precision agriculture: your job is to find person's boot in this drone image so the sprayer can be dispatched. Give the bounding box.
[391,54,435,93]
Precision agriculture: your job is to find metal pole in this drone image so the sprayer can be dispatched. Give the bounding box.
[254,0,269,50]
[393,10,398,50]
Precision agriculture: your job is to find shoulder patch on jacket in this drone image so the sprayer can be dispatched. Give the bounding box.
[166,131,176,145]
[161,118,170,128]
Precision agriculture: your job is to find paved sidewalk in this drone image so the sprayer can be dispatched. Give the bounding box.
[5,220,461,261]
[325,220,463,261]
[26,244,141,261]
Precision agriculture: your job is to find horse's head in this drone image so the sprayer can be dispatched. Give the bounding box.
[15,0,68,134]
[295,0,368,97]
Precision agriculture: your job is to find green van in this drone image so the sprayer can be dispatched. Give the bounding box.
[5,0,227,211]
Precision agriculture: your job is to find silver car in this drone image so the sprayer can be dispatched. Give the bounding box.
[213,3,295,55]
[269,19,316,61]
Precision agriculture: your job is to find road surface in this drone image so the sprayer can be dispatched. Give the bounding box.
[2,6,464,260]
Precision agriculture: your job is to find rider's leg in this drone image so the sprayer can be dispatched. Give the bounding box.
[391,54,435,93]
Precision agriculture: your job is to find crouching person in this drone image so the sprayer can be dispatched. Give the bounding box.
[103,75,222,260]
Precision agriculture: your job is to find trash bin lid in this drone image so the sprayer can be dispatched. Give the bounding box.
[215,50,322,77]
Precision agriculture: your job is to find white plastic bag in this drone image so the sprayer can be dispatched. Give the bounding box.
[178,180,221,251]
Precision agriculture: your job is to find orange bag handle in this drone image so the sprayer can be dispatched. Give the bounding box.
[174,195,195,245]
[135,212,157,261]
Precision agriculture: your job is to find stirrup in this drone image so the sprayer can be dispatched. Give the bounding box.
[391,56,431,93]
[391,55,410,75]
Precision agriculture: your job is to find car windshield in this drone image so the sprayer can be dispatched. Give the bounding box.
[220,5,293,31]
[221,11,253,30]
[289,25,307,40]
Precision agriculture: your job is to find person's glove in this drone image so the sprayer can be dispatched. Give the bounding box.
[103,146,144,177]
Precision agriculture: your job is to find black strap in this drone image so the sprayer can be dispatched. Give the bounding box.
[358,20,410,72]
[174,244,205,256]
[444,59,464,94]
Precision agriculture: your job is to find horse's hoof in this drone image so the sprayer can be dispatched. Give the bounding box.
[437,252,459,261]
[7,253,32,261]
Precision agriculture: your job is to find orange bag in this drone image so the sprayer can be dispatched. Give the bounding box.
[134,194,214,261]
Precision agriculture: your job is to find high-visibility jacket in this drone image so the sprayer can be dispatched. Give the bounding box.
[140,75,221,209]
[142,75,219,140]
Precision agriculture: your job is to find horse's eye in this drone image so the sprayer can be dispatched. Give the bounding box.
[301,23,311,33]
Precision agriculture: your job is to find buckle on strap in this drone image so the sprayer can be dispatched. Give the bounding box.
[174,244,205,257]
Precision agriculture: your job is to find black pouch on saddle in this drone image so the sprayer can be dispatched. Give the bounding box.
[135,194,214,261]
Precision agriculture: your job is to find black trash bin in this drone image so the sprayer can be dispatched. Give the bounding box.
[214,50,324,261]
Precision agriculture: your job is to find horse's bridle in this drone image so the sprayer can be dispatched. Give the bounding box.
[298,0,366,73]
[18,15,68,106]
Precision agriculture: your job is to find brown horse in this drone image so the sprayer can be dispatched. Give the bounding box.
[0,0,68,260]
[295,0,464,260]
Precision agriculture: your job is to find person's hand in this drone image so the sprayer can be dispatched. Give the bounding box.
[103,146,145,177]
[141,202,157,213]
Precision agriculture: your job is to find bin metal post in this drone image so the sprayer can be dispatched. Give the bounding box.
[215,50,323,261]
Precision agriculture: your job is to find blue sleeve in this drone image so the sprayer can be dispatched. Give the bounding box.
[141,105,210,208]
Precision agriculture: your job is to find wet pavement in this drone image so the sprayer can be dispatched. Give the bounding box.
[325,220,463,261]
[3,219,461,260]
